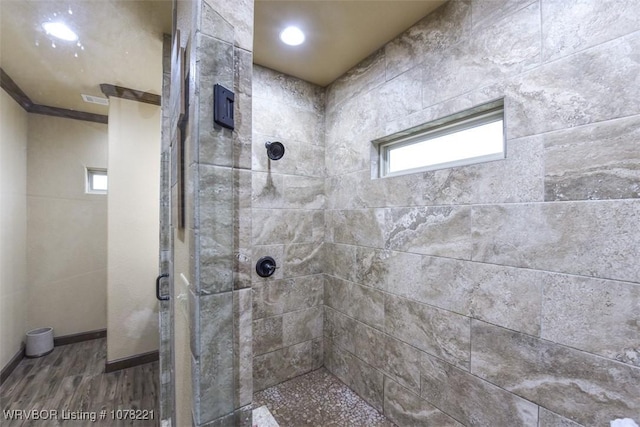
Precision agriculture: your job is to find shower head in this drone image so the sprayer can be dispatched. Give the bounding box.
[265,141,285,161]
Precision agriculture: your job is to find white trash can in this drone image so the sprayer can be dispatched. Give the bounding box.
[26,327,54,357]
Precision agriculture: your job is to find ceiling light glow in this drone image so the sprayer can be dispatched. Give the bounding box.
[280,26,305,46]
[42,22,78,42]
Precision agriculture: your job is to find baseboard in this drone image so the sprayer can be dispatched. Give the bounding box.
[53,328,107,346]
[0,344,26,385]
[105,350,159,373]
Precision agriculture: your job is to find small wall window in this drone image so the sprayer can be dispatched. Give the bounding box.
[375,100,505,177]
[86,168,108,194]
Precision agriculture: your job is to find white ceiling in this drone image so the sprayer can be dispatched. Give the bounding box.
[254,0,447,87]
[0,0,446,114]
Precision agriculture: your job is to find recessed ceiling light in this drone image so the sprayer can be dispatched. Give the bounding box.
[280,26,305,46]
[42,22,78,42]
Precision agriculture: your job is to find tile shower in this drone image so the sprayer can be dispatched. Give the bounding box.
[172,0,640,425]
[251,0,640,425]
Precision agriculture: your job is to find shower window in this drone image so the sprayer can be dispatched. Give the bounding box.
[375,100,505,178]
[86,168,108,194]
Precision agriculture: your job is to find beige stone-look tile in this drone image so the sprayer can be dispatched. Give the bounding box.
[325,243,357,283]
[542,274,640,366]
[252,274,323,320]
[471,0,535,28]
[283,175,325,210]
[384,379,464,427]
[471,320,640,426]
[544,115,640,201]
[506,32,640,139]
[541,0,640,62]
[332,209,387,248]
[421,352,538,426]
[284,243,324,278]
[252,131,325,177]
[198,292,234,421]
[471,200,640,283]
[422,2,540,108]
[326,49,386,112]
[251,171,284,209]
[538,408,583,427]
[385,293,470,369]
[253,316,283,356]
[324,339,385,412]
[253,65,325,114]
[253,97,324,148]
[372,67,422,124]
[385,0,471,81]
[356,247,422,293]
[325,276,385,330]
[253,341,313,392]
[233,288,252,407]
[283,306,323,347]
[386,206,472,259]
[203,0,253,50]
[252,209,321,245]
[324,306,357,355]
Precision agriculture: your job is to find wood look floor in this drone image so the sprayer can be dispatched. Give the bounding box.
[0,339,159,426]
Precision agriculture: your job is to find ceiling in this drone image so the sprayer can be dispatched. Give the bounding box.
[0,0,446,115]
[254,0,447,87]
[0,0,172,115]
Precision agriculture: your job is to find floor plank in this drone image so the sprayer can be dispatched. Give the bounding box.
[0,338,159,426]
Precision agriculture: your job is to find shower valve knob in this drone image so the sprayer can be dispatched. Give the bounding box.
[256,256,277,278]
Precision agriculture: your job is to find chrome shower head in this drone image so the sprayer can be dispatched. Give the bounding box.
[265,141,285,160]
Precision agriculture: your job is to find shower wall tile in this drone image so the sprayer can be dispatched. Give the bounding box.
[506,32,640,139]
[234,169,252,289]
[385,0,471,81]
[420,352,539,426]
[203,0,253,51]
[355,247,422,294]
[324,306,358,355]
[541,275,640,367]
[252,209,322,245]
[383,379,464,427]
[253,341,313,392]
[251,171,284,209]
[326,49,386,112]
[417,257,543,336]
[284,243,324,278]
[471,321,640,426]
[471,200,640,283]
[541,0,640,62]
[311,338,323,370]
[283,306,323,346]
[200,2,233,43]
[253,97,324,147]
[385,294,470,369]
[471,0,534,28]
[386,206,472,259]
[324,339,385,412]
[325,275,385,330]
[233,48,254,170]
[198,292,234,421]
[233,289,252,408]
[199,165,234,293]
[253,316,283,356]
[252,275,323,320]
[371,67,422,125]
[332,209,386,248]
[543,115,640,201]
[538,408,583,427]
[325,243,357,283]
[197,34,235,167]
[252,131,325,177]
[283,175,325,210]
[422,2,540,107]
[253,65,325,114]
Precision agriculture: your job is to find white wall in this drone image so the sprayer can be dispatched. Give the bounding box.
[107,97,161,362]
[0,89,28,369]
[26,114,108,336]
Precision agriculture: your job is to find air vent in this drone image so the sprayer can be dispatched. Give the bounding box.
[81,94,109,106]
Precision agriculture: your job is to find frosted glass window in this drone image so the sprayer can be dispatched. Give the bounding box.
[378,106,505,177]
[86,168,108,194]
